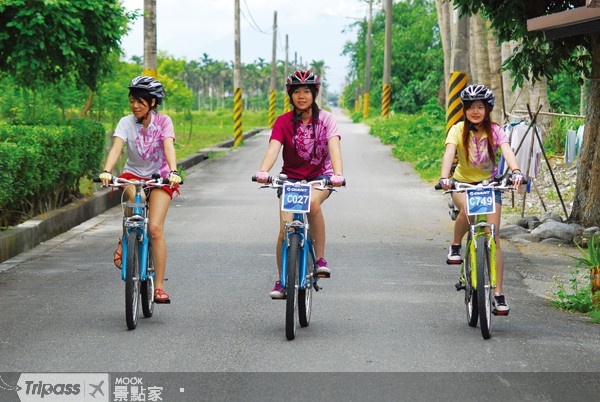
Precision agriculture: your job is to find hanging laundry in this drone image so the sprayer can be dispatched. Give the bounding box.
[509,122,542,178]
[564,129,577,166]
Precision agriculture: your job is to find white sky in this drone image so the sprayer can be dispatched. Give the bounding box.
[120,0,369,93]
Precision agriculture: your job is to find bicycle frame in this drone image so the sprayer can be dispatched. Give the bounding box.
[121,186,151,284]
[280,212,317,291]
[466,212,497,291]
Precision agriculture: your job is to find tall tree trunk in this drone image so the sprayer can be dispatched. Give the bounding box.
[570,33,600,227]
[436,0,452,102]
[450,9,470,76]
[80,90,94,117]
[487,21,503,123]
[143,0,157,76]
[502,40,529,116]
[470,13,490,86]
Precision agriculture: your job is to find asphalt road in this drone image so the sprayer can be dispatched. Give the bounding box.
[1,109,599,401]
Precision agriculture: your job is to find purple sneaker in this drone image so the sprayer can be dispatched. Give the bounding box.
[269,280,285,299]
[316,258,331,275]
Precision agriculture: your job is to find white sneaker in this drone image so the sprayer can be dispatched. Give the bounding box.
[446,244,463,264]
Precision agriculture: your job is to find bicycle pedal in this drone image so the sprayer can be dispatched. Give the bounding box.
[492,310,509,316]
[455,282,466,291]
[316,272,330,278]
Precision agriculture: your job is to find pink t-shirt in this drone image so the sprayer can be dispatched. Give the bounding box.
[114,112,175,178]
[270,110,341,180]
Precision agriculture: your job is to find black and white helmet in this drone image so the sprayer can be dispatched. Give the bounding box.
[128,76,165,105]
[460,84,494,109]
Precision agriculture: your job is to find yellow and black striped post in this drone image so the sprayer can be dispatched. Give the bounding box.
[363,92,370,118]
[283,92,290,113]
[233,87,243,147]
[268,89,276,128]
[381,83,391,117]
[446,72,468,134]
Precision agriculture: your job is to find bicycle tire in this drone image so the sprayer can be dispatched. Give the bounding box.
[125,231,140,330]
[285,234,301,340]
[464,237,478,328]
[141,242,154,318]
[476,236,492,339]
[298,245,315,328]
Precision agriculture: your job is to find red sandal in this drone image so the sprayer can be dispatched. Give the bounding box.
[114,239,122,269]
[154,288,171,304]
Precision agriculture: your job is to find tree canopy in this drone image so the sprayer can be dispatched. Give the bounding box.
[0,0,135,90]
[452,0,592,86]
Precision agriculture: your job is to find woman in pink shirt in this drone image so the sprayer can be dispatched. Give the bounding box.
[255,70,345,299]
[99,76,181,304]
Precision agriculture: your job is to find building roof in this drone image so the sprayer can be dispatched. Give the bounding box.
[527,3,600,39]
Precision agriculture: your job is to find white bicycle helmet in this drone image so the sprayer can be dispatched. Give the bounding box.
[128,76,165,105]
[460,84,494,109]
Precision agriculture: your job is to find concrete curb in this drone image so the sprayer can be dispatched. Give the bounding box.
[0,128,265,264]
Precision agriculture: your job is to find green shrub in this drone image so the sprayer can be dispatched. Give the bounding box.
[0,119,105,228]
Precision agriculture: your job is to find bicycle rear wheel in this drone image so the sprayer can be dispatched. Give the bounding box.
[285,234,301,340]
[141,242,154,318]
[298,246,314,328]
[476,236,492,339]
[464,238,478,328]
[125,231,140,330]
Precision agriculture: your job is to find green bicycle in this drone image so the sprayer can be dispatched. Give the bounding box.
[437,176,522,339]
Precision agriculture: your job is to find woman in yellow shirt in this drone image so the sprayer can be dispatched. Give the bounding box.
[439,84,523,315]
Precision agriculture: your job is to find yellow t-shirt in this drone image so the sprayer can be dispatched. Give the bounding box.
[446,122,508,183]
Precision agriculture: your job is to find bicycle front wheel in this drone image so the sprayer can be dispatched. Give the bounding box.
[285,234,301,340]
[141,242,154,318]
[476,236,492,339]
[464,237,478,328]
[125,231,140,330]
[298,246,314,328]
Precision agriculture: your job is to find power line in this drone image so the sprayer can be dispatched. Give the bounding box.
[241,0,270,34]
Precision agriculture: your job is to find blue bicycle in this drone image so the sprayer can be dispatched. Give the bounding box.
[97,175,169,330]
[254,174,340,340]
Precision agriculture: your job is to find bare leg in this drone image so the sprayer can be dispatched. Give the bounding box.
[147,189,171,291]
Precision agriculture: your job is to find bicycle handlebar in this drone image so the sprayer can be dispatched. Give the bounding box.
[252,174,346,188]
[93,176,180,187]
[434,176,528,191]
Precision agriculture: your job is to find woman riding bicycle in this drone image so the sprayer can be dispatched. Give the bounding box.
[255,70,345,299]
[439,84,523,315]
[99,75,181,304]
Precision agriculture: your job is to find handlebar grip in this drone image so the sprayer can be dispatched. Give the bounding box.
[93,178,102,183]
[252,175,273,183]
[434,183,442,190]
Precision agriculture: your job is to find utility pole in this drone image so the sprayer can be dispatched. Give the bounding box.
[446,9,469,134]
[269,11,278,128]
[233,0,243,147]
[142,0,157,77]
[381,0,392,117]
[364,0,373,118]
[284,34,290,113]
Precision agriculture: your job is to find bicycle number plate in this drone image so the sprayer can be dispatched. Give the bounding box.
[466,187,495,215]
[281,183,311,213]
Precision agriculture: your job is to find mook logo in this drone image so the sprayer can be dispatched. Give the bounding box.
[16,373,109,402]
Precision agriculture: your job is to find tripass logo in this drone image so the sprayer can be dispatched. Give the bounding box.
[14,373,109,402]
[0,375,22,392]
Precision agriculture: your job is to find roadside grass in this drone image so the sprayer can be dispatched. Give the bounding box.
[368,105,446,182]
